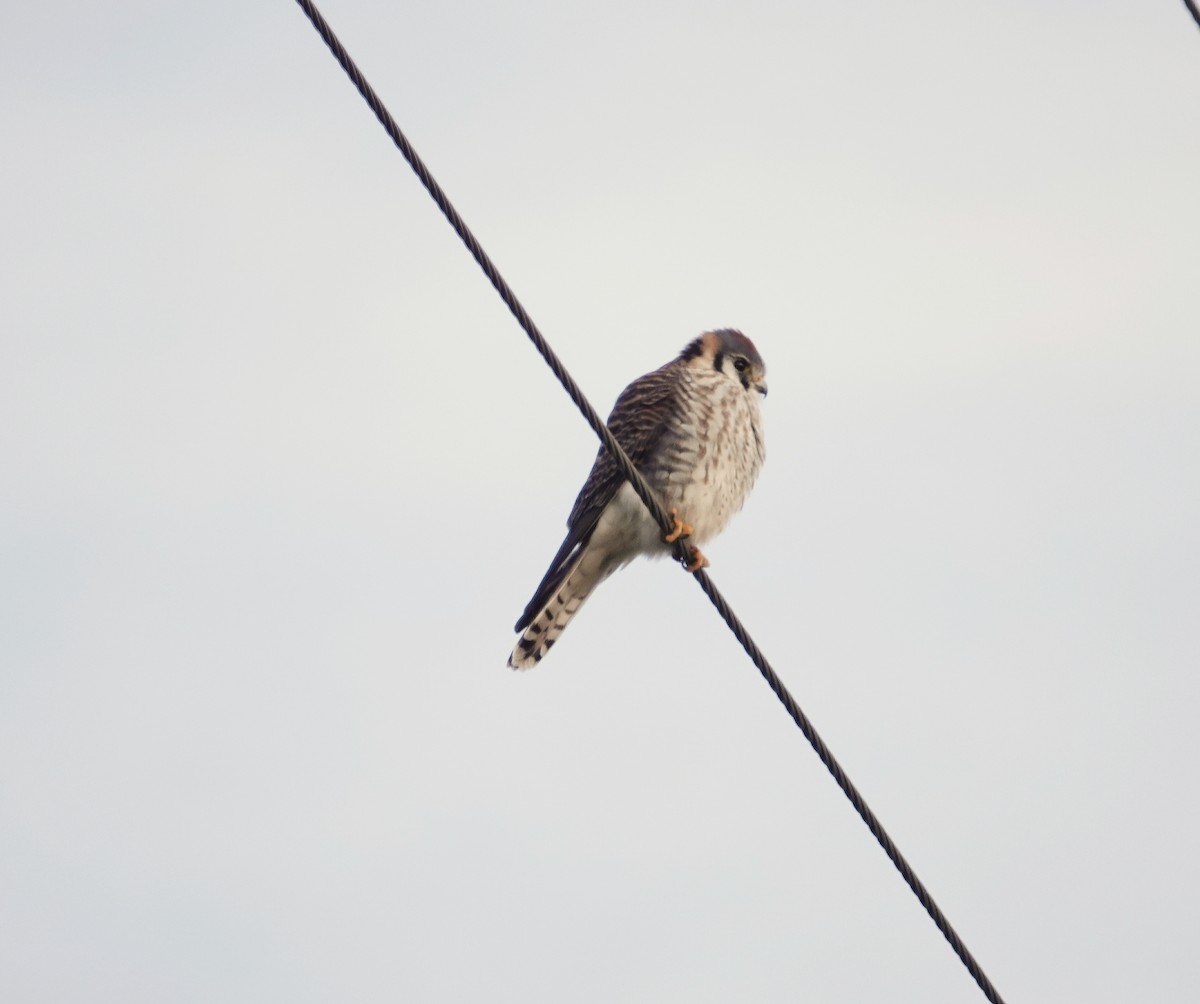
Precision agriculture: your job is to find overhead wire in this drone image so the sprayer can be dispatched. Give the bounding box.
[1183,0,1200,31]
[291,3,1008,1001]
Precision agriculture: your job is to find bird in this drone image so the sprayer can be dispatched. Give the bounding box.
[509,328,767,669]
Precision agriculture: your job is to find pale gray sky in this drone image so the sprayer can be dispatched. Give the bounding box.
[3,2,1199,1001]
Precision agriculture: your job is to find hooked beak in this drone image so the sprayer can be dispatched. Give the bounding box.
[756,381,768,398]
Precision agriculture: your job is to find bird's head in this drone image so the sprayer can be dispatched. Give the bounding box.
[680,329,768,398]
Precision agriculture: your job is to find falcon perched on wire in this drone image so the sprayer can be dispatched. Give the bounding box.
[509,329,767,669]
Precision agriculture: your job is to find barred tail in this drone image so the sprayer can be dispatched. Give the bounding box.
[508,550,602,669]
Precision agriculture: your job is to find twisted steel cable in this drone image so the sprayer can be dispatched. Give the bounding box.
[1184,0,1200,31]
[292,3,1008,1001]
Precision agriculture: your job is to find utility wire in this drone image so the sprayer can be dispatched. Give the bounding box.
[292,3,1008,1002]
[1184,0,1200,31]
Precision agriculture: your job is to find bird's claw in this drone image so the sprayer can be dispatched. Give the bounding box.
[664,507,694,544]
[664,508,707,572]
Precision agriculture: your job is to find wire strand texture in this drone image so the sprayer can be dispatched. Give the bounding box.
[292,3,1008,1002]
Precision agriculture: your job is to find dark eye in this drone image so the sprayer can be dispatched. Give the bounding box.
[733,357,748,372]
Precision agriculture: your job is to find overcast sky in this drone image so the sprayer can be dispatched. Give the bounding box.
[3,2,1199,1001]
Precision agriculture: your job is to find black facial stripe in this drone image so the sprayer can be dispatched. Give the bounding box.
[713,349,724,373]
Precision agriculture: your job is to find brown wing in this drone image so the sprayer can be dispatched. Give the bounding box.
[566,362,678,534]
[513,361,680,632]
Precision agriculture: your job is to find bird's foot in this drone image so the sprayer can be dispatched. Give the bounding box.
[664,507,694,544]
[684,546,710,574]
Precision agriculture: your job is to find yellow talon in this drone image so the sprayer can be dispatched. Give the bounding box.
[685,547,710,574]
[664,507,694,544]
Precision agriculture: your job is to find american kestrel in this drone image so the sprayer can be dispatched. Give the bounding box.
[509,329,767,669]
